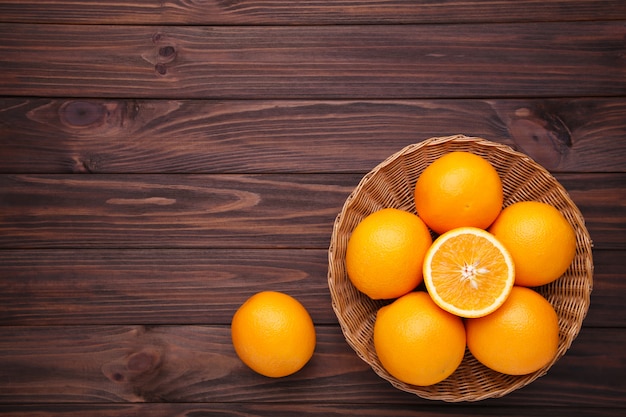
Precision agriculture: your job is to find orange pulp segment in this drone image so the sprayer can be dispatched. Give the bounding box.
[423,227,515,318]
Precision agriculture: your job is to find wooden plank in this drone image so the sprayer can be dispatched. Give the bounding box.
[0,248,332,326]
[0,173,353,250]
[587,250,626,328]
[1,98,625,174]
[0,404,622,417]
[559,174,626,251]
[0,248,620,327]
[1,22,624,99]
[0,173,623,250]
[0,325,623,407]
[0,0,624,25]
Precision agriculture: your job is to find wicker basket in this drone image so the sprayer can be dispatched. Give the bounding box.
[328,135,593,402]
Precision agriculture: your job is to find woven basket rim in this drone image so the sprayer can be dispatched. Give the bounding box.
[328,135,593,402]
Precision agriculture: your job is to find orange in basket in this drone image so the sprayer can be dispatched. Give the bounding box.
[345,208,432,300]
[414,151,503,234]
[374,291,466,386]
[423,226,515,318]
[489,201,577,287]
[466,286,560,376]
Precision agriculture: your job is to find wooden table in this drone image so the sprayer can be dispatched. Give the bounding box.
[1,1,625,415]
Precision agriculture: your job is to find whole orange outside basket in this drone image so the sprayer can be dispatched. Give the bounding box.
[327,135,593,402]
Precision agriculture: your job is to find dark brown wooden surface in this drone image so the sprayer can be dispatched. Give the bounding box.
[1,98,625,173]
[1,22,624,99]
[1,0,625,24]
[1,1,625,416]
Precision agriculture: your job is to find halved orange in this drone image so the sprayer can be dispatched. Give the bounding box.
[423,227,515,318]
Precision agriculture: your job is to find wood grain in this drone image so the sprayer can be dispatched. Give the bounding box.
[1,0,624,25]
[0,249,332,326]
[0,325,623,407]
[1,404,623,417]
[1,98,625,174]
[0,249,621,327]
[1,173,623,250]
[0,173,352,249]
[1,22,624,99]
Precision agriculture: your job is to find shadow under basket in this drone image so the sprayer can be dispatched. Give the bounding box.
[327,135,593,402]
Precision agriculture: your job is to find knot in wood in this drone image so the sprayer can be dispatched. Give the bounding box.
[159,46,176,58]
[127,350,158,373]
[155,63,168,75]
[101,346,163,385]
[152,32,164,43]
[59,101,106,127]
[508,110,572,169]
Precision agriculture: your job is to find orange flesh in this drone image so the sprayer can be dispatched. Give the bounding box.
[428,231,513,315]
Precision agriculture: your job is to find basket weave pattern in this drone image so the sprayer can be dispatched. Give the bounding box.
[328,135,593,402]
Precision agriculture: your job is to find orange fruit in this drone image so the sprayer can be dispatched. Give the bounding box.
[466,286,560,375]
[374,291,466,386]
[345,208,432,300]
[414,151,503,234]
[231,291,316,378]
[423,227,515,318]
[488,201,576,287]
